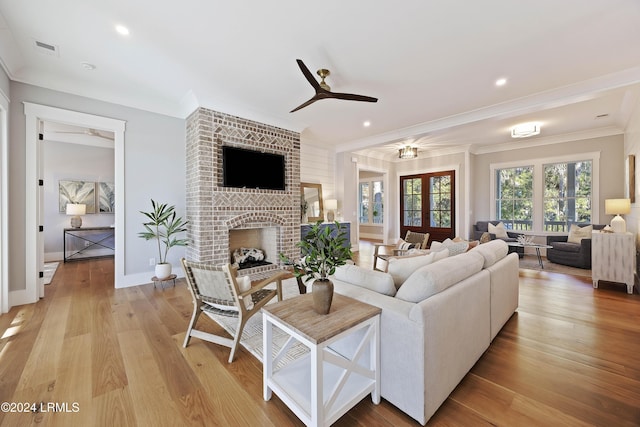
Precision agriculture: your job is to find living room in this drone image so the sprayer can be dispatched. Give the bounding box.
[0,2,639,425]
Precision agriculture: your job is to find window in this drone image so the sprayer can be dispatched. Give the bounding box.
[429,175,452,228]
[402,177,422,227]
[544,161,592,231]
[491,153,598,234]
[359,180,383,224]
[495,166,533,230]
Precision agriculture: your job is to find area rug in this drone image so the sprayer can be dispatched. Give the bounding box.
[43,262,59,285]
[519,255,591,278]
[206,277,309,367]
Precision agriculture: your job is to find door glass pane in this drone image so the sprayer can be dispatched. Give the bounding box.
[402,178,422,227]
[429,176,451,227]
[359,182,369,223]
[372,181,383,224]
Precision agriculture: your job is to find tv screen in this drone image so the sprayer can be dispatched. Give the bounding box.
[222,146,286,190]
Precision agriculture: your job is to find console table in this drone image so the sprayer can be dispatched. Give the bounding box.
[262,293,380,426]
[64,227,115,262]
[591,231,635,294]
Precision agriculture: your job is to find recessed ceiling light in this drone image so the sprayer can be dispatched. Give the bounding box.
[511,122,541,138]
[495,78,507,87]
[81,62,96,70]
[115,25,130,36]
[363,121,371,127]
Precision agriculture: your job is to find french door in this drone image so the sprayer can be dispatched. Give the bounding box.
[400,170,455,245]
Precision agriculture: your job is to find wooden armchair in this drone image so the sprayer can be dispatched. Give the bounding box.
[181,258,286,362]
[373,230,430,272]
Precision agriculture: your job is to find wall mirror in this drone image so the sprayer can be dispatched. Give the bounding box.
[301,182,323,222]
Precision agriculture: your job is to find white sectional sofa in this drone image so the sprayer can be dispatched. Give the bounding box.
[325,239,519,425]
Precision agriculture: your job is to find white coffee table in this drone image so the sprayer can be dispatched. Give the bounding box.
[262,293,381,427]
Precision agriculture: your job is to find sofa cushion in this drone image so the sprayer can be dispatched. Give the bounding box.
[395,251,484,303]
[470,239,509,268]
[488,221,509,239]
[567,224,593,244]
[333,264,397,296]
[387,249,449,288]
[551,241,581,253]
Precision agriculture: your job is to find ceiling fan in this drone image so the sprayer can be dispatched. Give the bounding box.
[290,59,378,112]
[52,128,114,141]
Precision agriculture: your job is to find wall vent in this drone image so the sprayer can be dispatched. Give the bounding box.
[33,39,59,56]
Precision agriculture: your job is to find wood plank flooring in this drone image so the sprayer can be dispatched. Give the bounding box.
[1,244,639,426]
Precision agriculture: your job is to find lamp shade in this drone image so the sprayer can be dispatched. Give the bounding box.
[324,199,338,211]
[66,203,86,216]
[605,199,631,215]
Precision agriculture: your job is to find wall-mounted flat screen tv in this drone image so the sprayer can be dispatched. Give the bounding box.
[222,146,286,190]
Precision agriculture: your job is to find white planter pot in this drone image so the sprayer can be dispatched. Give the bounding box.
[155,263,172,279]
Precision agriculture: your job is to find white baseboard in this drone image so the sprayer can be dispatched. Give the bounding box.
[9,289,33,307]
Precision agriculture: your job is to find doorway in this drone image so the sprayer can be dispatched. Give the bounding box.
[23,103,125,305]
[400,170,456,244]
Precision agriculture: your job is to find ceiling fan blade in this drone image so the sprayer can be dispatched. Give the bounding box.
[296,59,321,91]
[290,96,320,113]
[329,92,378,103]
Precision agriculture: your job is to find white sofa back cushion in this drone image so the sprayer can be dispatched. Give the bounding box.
[387,249,449,288]
[470,239,509,268]
[430,239,469,256]
[333,264,397,296]
[395,251,485,303]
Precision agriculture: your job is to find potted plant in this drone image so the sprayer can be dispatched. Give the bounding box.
[139,199,189,279]
[281,220,352,314]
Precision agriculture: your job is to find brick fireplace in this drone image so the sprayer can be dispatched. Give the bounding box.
[185,108,301,277]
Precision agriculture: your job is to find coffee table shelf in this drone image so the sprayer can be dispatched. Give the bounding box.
[262,293,381,427]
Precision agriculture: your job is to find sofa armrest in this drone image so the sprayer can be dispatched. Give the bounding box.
[580,237,593,253]
[547,235,568,245]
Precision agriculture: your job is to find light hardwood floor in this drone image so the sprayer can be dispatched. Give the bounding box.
[1,244,639,426]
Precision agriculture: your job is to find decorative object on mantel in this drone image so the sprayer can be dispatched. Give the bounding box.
[138,199,189,280]
[66,203,86,228]
[516,234,535,246]
[280,220,352,314]
[605,198,631,233]
[325,199,337,221]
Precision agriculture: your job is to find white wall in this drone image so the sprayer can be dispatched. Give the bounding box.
[43,141,114,260]
[8,82,185,294]
[624,99,640,246]
[300,142,335,219]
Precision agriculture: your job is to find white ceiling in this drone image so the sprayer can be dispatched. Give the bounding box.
[1,1,639,160]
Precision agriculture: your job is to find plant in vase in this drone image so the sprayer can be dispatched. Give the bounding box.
[138,199,189,279]
[280,220,352,314]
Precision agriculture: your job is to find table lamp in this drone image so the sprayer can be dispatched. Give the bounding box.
[605,198,631,233]
[66,203,86,228]
[325,199,337,221]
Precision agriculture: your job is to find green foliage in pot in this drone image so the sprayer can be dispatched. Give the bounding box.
[280,220,353,282]
[138,199,189,264]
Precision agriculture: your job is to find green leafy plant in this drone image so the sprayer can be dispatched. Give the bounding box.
[280,220,353,282]
[138,199,189,264]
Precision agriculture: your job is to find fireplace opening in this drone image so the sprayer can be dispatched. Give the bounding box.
[229,226,279,271]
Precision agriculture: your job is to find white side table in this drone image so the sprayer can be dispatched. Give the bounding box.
[262,293,381,427]
[591,231,636,294]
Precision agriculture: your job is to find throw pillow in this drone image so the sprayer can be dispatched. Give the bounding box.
[396,238,416,251]
[430,239,468,256]
[333,264,396,296]
[567,224,593,244]
[387,252,437,288]
[488,222,509,239]
[479,232,491,244]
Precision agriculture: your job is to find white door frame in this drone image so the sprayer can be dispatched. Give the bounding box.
[22,103,125,305]
[0,90,8,313]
